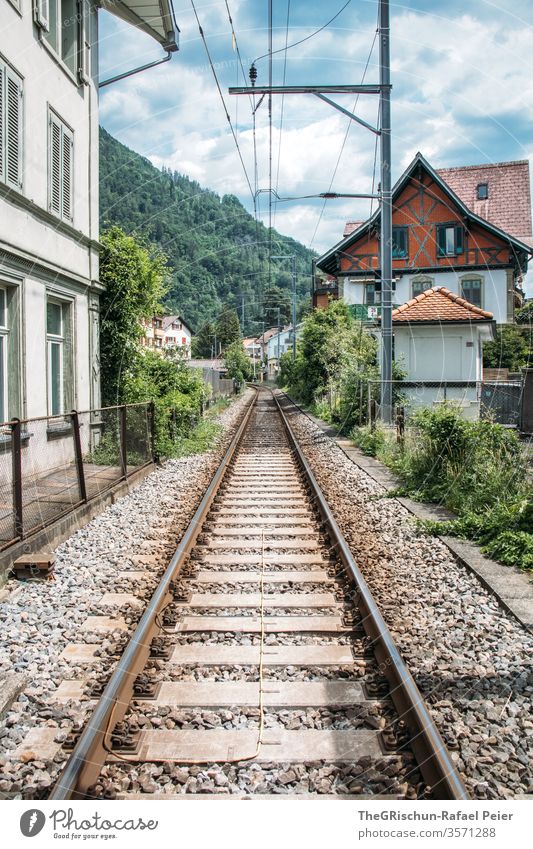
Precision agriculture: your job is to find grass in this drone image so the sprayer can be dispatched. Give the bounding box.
[351,407,532,572]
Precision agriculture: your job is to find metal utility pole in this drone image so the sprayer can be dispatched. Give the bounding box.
[379,0,393,424]
[229,0,393,422]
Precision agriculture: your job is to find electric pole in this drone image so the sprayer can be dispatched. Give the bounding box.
[380,0,393,424]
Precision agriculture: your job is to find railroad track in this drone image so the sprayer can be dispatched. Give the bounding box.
[39,388,466,800]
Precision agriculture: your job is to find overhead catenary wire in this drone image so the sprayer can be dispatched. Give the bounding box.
[273,0,291,229]
[190,0,255,202]
[309,21,379,249]
[253,0,352,65]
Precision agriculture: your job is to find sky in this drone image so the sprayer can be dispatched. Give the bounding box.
[99,0,533,289]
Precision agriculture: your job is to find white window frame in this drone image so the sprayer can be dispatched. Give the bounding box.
[411,276,434,298]
[0,287,9,422]
[460,275,484,309]
[48,108,74,222]
[36,0,89,85]
[46,297,72,416]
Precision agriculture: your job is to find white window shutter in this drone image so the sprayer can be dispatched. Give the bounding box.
[5,68,23,190]
[77,0,90,85]
[49,115,61,215]
[0,65,4,184]
[61,127,73,221]
[34,0,50,32]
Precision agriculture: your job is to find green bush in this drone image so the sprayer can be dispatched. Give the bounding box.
[224,341,251,390]
[390,404,526,514]
[391,404,532,570]
[350,424,387,457]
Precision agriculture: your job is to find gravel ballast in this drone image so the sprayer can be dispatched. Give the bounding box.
[0,392,253,799]
[279,396,533,800]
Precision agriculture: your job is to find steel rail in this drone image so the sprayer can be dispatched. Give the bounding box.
[49,389,258,799]
[272,391,469,800]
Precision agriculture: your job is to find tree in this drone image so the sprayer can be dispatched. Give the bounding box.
[224,341,252,389]
[99,226,168,406]
[215,309,241,350]
[483,325,531,371]
[515,302,533,325]
[191,321,215,358]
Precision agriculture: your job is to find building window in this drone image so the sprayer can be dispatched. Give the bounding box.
[48,110,73,221]
[436,224,464,256]
[0,58,23,191]
[412,277,433,298]
[0,284,20,422]
[392,226,408,258]
[36,0,87,80]
[460,277,483,308]
[47,298,73,415]
[0,288,8,422]
[477,183,488,200]
[365,283,380,306]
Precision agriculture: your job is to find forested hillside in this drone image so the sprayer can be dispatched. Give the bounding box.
[99,127,317,332]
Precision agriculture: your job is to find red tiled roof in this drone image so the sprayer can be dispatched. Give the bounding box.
[436,160,532,240]
[392,287,493,323]
[343,220,363,237]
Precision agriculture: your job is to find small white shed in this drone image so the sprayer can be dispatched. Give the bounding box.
[391,287,495,417]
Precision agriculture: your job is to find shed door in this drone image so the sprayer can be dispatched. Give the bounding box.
[409,335,462,380]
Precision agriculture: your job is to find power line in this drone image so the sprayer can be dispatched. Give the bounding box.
[309,23,379,248]
[190,0,255,202]
[273,0,291,229]
[253,0,352,65]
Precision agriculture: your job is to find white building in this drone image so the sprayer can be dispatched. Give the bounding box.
[0,1,179,425]
[143,315,192,356]
[390,287,495,417]
[267,325,301,377]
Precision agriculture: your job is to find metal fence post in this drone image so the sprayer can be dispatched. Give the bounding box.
[11,418,23,540]
[370,399,377,432]
[149,401,157,463]
[396,406,405,448]
[119,405,128,479]
[71,410,87,503]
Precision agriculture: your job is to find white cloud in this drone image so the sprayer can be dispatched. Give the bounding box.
[100,3,533,254]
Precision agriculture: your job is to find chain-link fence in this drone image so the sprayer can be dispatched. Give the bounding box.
[367,380,483,423]
[366,379,526,427]
[0,403,154,550]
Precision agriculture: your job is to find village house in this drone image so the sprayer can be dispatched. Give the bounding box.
[315,153,532,325]
[0,2,179,427]
[315,153,532,414]
[142,316,192,356]
[266,325,301,378]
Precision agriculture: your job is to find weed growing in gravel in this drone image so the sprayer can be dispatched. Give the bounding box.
[354,404,532,571]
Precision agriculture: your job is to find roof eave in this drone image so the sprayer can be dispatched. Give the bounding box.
[100,0,180,52]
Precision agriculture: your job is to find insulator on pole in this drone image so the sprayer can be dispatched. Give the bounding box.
[249,63,258,85]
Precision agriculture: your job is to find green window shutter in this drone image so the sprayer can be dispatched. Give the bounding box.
[49,114,62,215]
[5,67,23,190]
[436,226,446,256]
[61,126,73,221]
[455,225,464,255]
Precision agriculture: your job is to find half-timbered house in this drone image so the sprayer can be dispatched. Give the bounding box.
[315,153,532,325]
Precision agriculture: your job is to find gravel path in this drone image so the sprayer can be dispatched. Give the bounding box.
[0,391,253,799]
[279,396,533,800]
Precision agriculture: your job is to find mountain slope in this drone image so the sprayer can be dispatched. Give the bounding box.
[99,127,316,332]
